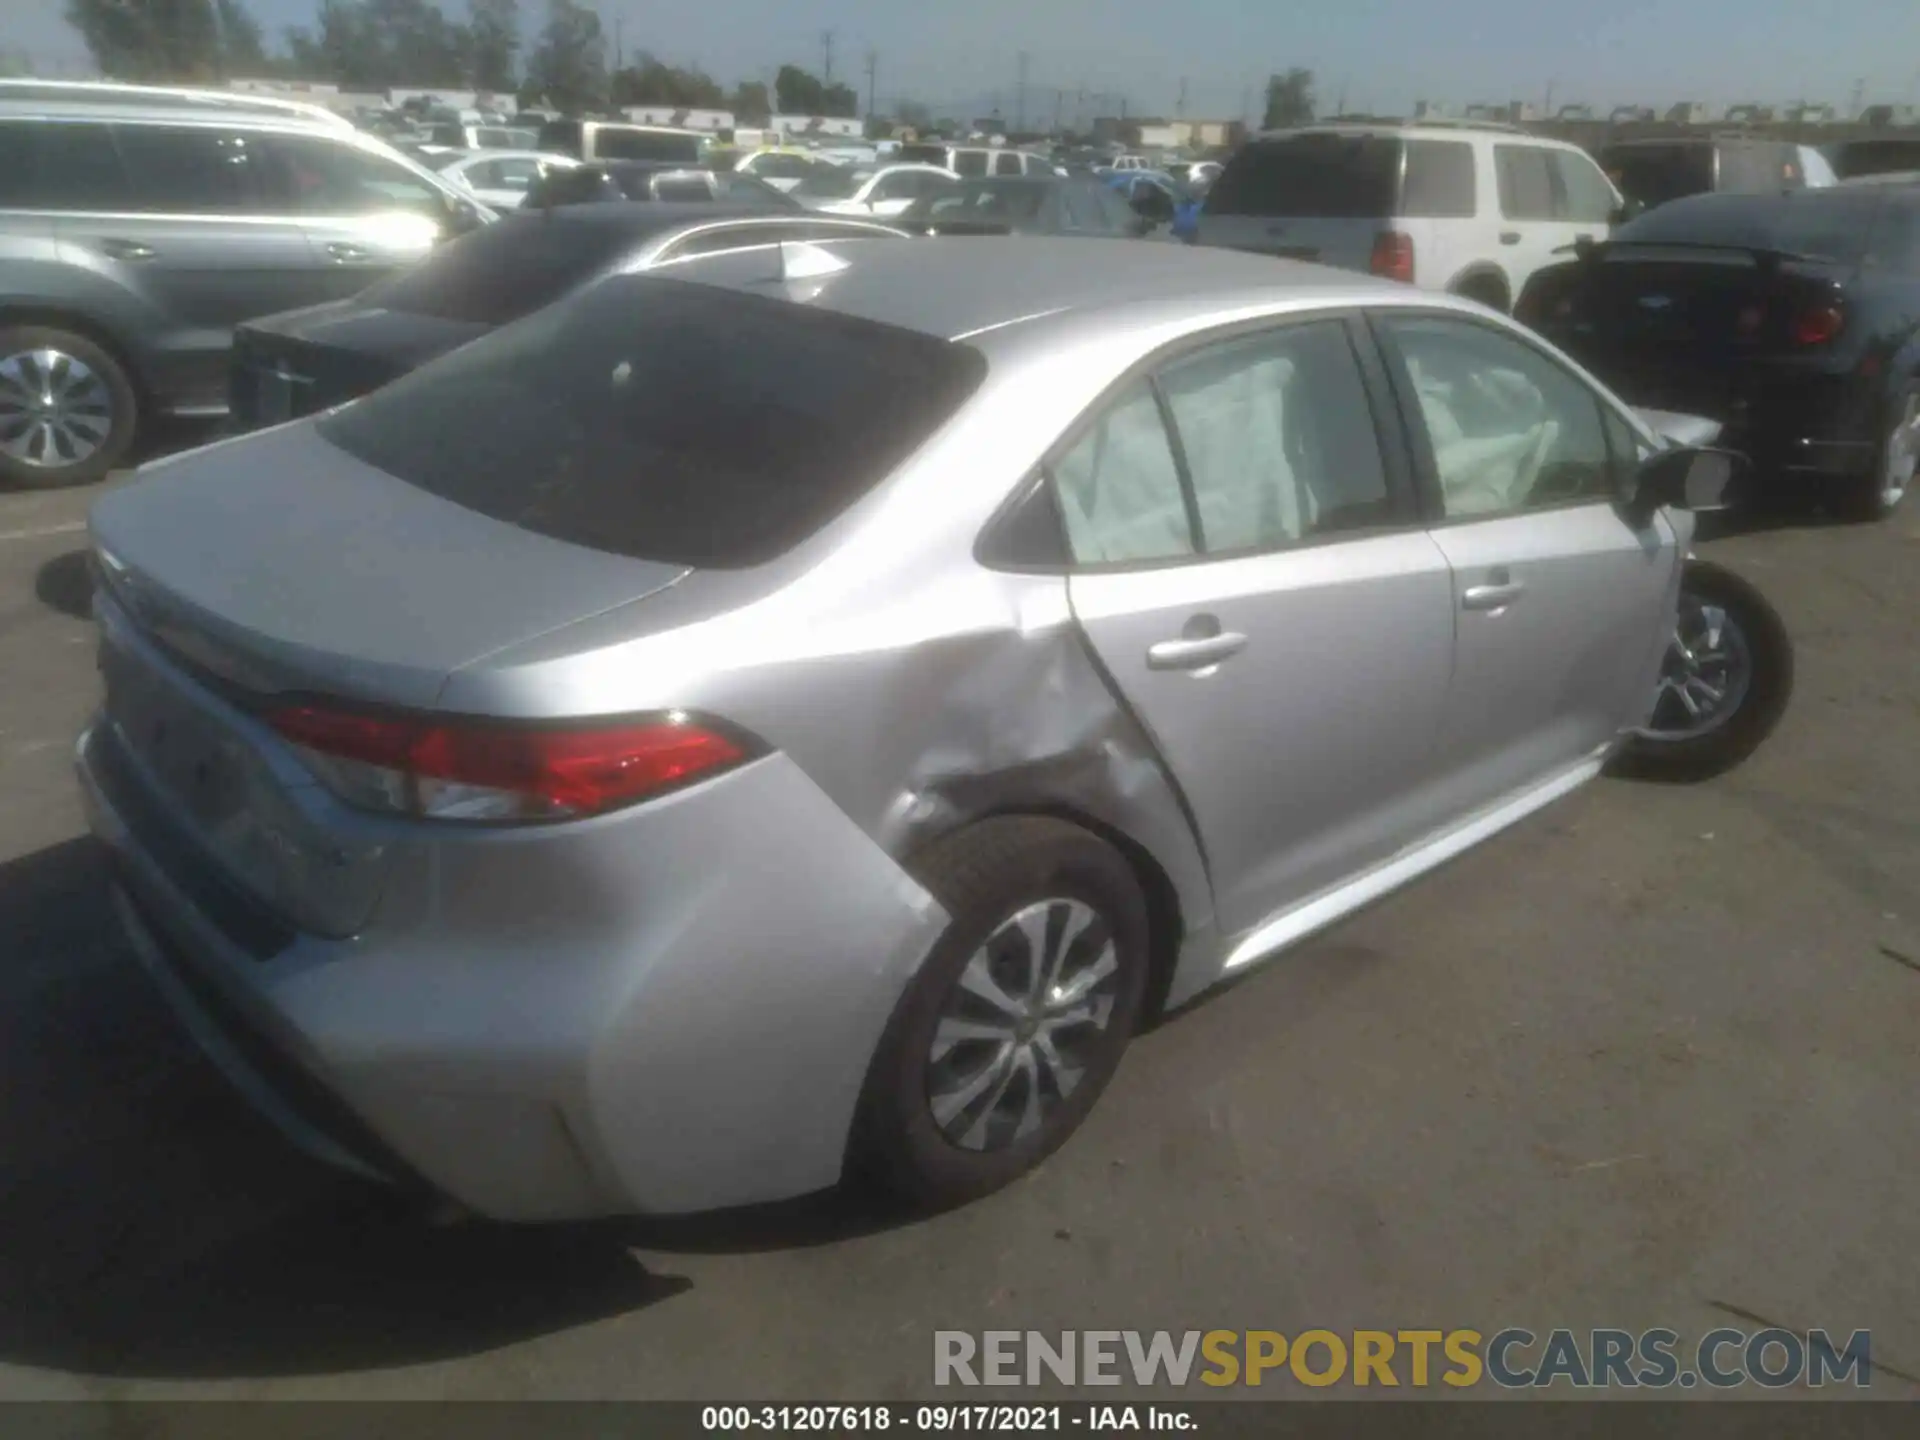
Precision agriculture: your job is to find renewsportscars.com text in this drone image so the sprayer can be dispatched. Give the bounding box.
[933,1328,1875,1389]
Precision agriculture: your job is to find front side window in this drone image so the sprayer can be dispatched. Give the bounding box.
[993,152,1023,177]
[1550,149,1617,223]
[1495,144,1556,221]
[952,151,990,178]
[1379,315,1613,519]
[652,175,714,203]
[1052,380,1195,566]
[263,135,445,217]
[1157,321,1393,553]
[487,158,543,192]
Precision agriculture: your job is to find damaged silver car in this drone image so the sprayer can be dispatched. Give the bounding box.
[79,237,1745,1220]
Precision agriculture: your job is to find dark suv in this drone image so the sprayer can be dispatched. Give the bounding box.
[0,96,490,487]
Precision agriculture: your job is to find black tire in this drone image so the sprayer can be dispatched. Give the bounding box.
[851,816,1150,1211]
[1831,385,1916,524]
[0,324,138,490]
[1452,274,1511,314]
[1614,559,1793,782]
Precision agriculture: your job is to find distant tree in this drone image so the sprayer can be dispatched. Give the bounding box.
[895,99,932,132]
[65,0,221,80]
[611,52,724,109]
[774,63,824,115]
[467,0,519,92]
[523,0,605,114]
[1262,68,1315,129]
[729,79,770,123]
[212,0,269,74]
[821,80,858,118]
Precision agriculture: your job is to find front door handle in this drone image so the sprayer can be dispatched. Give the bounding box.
[1462,581,1526,611]
[97,237,157,261]
[325,241,372,262]
[1498,231,1522,245]
[1147,632,1249,671]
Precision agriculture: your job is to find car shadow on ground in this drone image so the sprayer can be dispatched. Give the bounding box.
[34,550,91,620]
[0,836,692,1379]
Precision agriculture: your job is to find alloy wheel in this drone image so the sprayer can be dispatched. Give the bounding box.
[1644,594,1754,742]
[925,898,1121,1153]
[0,348,115,470]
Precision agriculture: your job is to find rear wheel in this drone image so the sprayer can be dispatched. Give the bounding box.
[1834,388,1916,523]
[0,325,137,489]
[1451,274,1511,314]
[852,817,1150,1211]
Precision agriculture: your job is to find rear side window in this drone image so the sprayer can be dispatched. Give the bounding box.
[356,213,653,323]
[316,276,989,568]
[113,125,271,214]
[1829,139,1920,179]
[993,152,1023,177]
[1205,134,1402,219]
[651,176,713,202]
[1495,145,1556,220]
[1401,140,1475,218]
[537,121,584,157]
[596,130,703,164]
[0,121,130,210]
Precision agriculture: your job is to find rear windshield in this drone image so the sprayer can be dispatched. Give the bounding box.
[1611,192,1886,264]
[356,213,653,323]
[317,276,988,568]
[1206,133,1402,218]
[594,129,703,164]
[1601,144,1714,208]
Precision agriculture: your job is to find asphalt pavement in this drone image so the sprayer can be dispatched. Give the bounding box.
[1,457,1916,1401]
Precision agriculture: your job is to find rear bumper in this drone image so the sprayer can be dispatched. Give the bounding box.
[77,722,950,1221]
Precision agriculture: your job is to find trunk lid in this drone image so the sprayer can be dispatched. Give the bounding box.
[89,421,690,712]
[231,301,488,430]
[1527,246,1849,416]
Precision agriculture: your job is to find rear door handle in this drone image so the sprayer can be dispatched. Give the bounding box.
[325,241,372,262]
[1498,231,1522,245]
[1146,632,1249,671]
[1462,582,1526,611]
[97,237,156,261]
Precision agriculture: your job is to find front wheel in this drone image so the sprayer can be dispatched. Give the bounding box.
[1615,559,1793,782]
[852,817,1150,1211]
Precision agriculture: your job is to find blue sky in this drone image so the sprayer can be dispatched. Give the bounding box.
[12,0,1920,120]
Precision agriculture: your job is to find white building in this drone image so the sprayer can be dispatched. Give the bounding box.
[621,106,735,132]
[768,114,865,141]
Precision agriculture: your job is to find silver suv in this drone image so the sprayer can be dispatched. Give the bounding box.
[0,94,491,488]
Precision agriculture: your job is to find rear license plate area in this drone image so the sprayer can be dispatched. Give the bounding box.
[101,635,249,831]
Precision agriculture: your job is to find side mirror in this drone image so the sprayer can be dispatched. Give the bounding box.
[1626,445,1746,525]
[1609,197,1646,225]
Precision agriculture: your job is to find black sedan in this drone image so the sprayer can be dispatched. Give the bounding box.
[1517,186,1920,521]
[897,176,1147,238]
[227,205,907,433]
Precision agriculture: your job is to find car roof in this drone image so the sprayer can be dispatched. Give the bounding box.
[511,200,791,232]
[0,97,356,136]
[0,79,356,130]
[663,235,1409,342]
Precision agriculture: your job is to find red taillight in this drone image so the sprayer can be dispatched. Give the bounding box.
[1789,304,1844,346]
[1370,230,1415,284]
[266,705,749,822]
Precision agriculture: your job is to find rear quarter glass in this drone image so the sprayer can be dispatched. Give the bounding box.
[315,275,988,569]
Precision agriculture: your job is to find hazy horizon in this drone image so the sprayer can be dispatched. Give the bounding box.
[10,0,1920,122]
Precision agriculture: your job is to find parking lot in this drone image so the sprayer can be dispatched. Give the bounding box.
[0,456,1914,1401]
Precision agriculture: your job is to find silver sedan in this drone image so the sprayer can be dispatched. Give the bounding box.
[79,238,1736,1221]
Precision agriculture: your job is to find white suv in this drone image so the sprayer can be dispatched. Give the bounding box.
[1195,122,1624,312]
